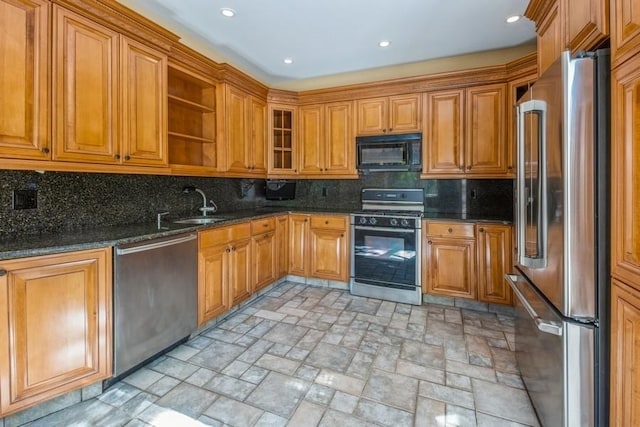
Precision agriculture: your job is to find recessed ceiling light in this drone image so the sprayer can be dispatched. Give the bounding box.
[506,15,520,23]
[283,58,293,64]
[221,8,236,17]
[379,40,391,48]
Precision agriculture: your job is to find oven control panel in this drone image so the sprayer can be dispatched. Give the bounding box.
[351,214,420,229]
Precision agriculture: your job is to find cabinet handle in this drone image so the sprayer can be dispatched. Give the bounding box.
[114,154,121,160]
[41,147,50,154]
[263,223,269,227]
[124,155,131,161]
[448,228,453,233]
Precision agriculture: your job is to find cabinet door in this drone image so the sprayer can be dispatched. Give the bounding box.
[424,237,476,299]
[537,2,563,76]
[225,85,250,172]
[198,244,230,326]
[269,105,296,174]
[289,214,309,276]
[309,225,348,281]
[466,84,507,175]
[388,94,421,133]
[612,58,640,286]
[0,0,49,160]
[276,215,289,278]
[424,90,465,175]
[477,225,512,305]
[611,0,640,66]
[249,97,267,173]
[120,37,167,166]
[565,0,608,52]
[52,6,119,163]
[610,279,640,427]
[0,248,111,416]
[298,105,324,175]
[229,237,252,306]
[356,98,386,135]
[324,101,354,175]
[253,232,276,291]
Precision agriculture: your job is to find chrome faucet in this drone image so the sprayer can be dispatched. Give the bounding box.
[182,186,218,216]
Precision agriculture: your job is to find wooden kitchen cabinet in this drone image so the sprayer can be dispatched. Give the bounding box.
[506,74,536,177]
[198,223,252,324]
[224,84,266,175]
[355,94,421,135]
[0,0,50,160]
[611,56,640,287]
[251,218,276,292]
[309,215,349,281]
[611,0,640,67]
[298,102,354,177]
[52,6,167,167]
[423,84,507,177]
[423,222,477,299]
[564,0,608,52]
[476,224,513,305]
[268,104,296,175]
[610,279,640,427]
[167,64,218,173]
[289,214,310,276]
[0,248,112,417]
[276,215,289,279]
[527,0,563,76]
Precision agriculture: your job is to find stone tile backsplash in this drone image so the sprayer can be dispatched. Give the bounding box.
[0,170,513,236]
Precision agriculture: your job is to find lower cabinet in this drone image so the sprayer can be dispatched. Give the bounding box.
[476,224,513,305]
[251,218,276,292]
[289,214,310,276]
[198,223,252,325]
[610,278,640,427]
[0,248,112,417]
[275,215,289,279]
[423,220,513,304]
[309,215,349,281]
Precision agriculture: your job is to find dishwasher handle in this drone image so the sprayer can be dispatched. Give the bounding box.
[505,274,563,336]
[116,234,197,256]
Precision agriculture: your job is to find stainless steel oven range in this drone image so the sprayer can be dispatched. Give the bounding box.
[350,188,423,305]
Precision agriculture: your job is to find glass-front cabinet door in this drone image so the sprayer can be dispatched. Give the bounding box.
[268,104,297,175]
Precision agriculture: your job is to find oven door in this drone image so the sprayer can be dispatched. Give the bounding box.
[351,224,420,289]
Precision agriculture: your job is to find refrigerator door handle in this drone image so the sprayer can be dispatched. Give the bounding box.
[506,274,563,336]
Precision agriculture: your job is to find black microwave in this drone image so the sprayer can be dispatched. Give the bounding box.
[356,132,422,172]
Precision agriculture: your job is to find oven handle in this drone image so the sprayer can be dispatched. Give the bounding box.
[353,225,417,233]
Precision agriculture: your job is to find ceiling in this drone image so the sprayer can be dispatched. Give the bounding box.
[117,0,537,90]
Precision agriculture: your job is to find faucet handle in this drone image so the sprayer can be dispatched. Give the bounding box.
[157,211,170,229]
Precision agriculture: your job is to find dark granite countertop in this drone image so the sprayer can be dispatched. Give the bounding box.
[0,207,511,261]
[422,212,513,224]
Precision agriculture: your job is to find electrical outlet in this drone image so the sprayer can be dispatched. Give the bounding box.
[322,187,328,197]
[13,189,37,210]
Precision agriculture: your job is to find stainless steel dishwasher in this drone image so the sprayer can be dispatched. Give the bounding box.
[112,232,197,381]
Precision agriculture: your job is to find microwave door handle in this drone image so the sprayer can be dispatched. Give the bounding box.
[517,100,548,269]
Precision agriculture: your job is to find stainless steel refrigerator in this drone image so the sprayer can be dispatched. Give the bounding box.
[506,49,610,427]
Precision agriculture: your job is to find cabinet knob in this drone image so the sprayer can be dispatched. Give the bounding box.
[325,220,329,224]
[341,233,344,237]
[427,241,432,245]
[466,166,471,171]
[124,155,131,161]
[389,128,393,132]
[479,227,484,232]
[226,248,231,253]
[263,223,269,227]
[294,169,298,172]
[507,166,513,170]
[448,228,453,233]
[114,154,121,160]
[0,269,6,276]
[304,218,308,222]
[41,147,50,154]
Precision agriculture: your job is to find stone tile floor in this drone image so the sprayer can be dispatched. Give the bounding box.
[23,282,539,426]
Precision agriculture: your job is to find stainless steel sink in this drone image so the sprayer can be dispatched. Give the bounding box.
[173,217,226,225]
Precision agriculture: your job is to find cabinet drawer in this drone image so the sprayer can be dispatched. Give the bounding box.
[310,215,347,230]
[425,221,475,238]
[200,227,231,248]
[230,222,251,240]
[251,217,276,235]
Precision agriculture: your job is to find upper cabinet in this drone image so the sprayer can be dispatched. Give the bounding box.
[51,6,167,167]
[167,64,218,174]
[355,94,421,135]
[298,101,356,177]
[223,84,267,176]
[526,0,609,75]
[423,83,508,177]
[0,0,50,160]
[268,104,297,176]
[611,0,640,67]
